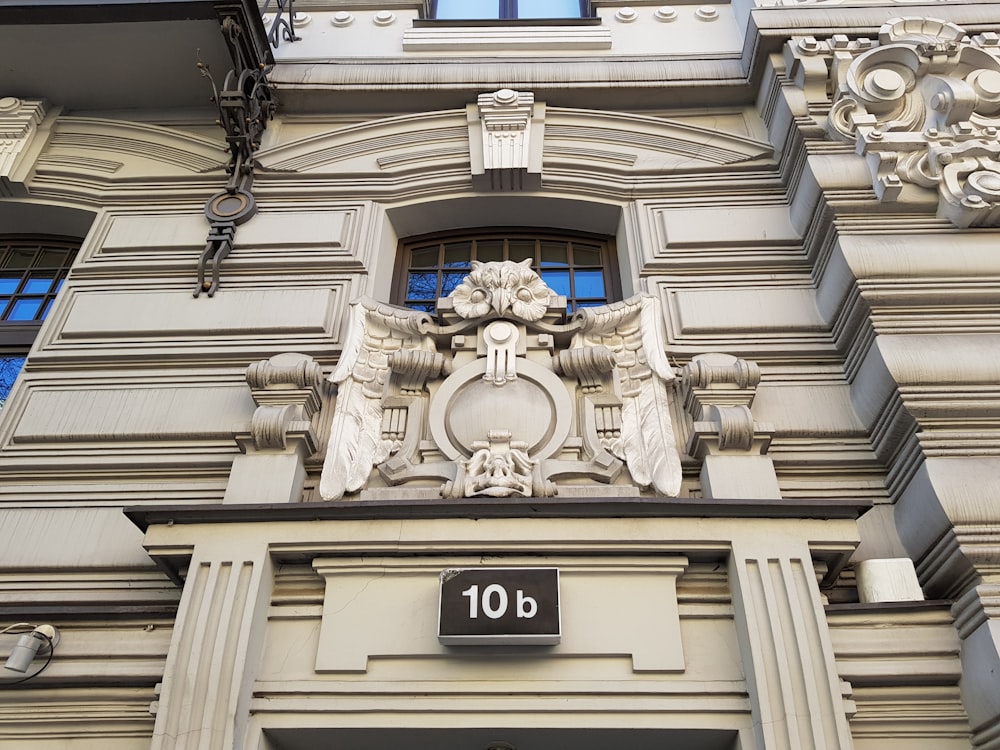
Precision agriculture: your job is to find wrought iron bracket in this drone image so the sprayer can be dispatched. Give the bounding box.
[261,0,301,48]
[196,1,279,298]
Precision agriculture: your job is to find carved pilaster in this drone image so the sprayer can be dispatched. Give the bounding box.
[730,541,856,750]
[224,353,324,504]
[788,17,1000,228]
[0,97,48,197]
[468,89,544,191]
[150,544,273,750]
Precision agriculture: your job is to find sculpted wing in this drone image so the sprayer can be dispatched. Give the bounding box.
[319,298,435,500]
[573,294,682,497]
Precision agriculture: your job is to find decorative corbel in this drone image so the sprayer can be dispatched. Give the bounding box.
[680,353,772,457]
[468,89,544,191]
[0,97,49,198]
[243,352,324,453]
[224,352,325,504]
[195,2,278,297]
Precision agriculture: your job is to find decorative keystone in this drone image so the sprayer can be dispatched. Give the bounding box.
[680,353,773,457]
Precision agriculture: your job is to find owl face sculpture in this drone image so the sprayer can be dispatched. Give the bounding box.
[450,258,553,322]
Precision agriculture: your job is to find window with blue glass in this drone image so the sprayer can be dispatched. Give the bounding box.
[398,231,618,315]
[431,0,588,20]
[1,238,78,407]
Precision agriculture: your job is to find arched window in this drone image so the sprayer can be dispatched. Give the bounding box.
[1,237,79,407]
[396,230,620,315]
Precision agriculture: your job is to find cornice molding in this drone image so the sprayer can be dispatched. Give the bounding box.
[40,117,228,176]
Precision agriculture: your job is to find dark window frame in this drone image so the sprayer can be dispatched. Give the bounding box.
[394,228,621,316]
[1,236,80,407]
[428,0,591,20]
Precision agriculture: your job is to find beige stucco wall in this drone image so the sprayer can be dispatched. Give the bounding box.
[3,1,1000,749]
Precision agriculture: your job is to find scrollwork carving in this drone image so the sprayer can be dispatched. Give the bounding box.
[790,17,1000,227]
[243,353,323,453]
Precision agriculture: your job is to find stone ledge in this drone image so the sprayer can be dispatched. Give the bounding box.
[402,24,612,51]
[125,495,872,532]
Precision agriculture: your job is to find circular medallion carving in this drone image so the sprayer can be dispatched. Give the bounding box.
[429,358,572,462]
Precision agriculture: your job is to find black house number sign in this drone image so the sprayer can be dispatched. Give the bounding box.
[438,567,561,645]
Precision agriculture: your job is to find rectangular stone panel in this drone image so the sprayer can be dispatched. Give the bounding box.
[751,383,868,436]
[59,288,334,339]
[12,385,254,443]
[102,211,347,251]
[314,556,687,673]
[658,205,799,248]
[672,288,825,334]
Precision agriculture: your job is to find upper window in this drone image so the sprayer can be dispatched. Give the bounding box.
[397,230,619,315]
[1,238,78,408]
[432,0,588,20]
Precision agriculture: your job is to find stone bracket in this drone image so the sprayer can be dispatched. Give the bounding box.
[681,353,770,457]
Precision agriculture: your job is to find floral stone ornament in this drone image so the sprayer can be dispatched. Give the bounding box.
[319,260,682,501]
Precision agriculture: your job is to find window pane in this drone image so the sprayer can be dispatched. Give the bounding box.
[516,0,584,18]
[541,269,570,296]
[407,272,439,300]
[23,275,56,294]
[399,232,613,316]
[409,247,439,268]
[443,242,472,268]
[507,240,535,264]
[442,272,467,297]
[407,302,436,313]
[5,249,35,268]
[0,275,19,294]
[0,355,27,407]
[38,248,72,266]
[573,244,603,265]
[9,297,43,321]
[475,240,504,263]
[540,241,568,267]
[434,0,499,19]
[573,269,606,298]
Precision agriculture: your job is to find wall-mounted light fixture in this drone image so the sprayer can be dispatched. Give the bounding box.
[2,623,60,677]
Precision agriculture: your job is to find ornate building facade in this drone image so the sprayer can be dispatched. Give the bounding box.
[1,1,999,749]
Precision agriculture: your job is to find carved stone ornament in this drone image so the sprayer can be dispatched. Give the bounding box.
[680,353,773,457]
[468,89,543,191]
[319,260,682,501]
[0,97,48,198]
[791,17,1000,227]
[244,352,324,452]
